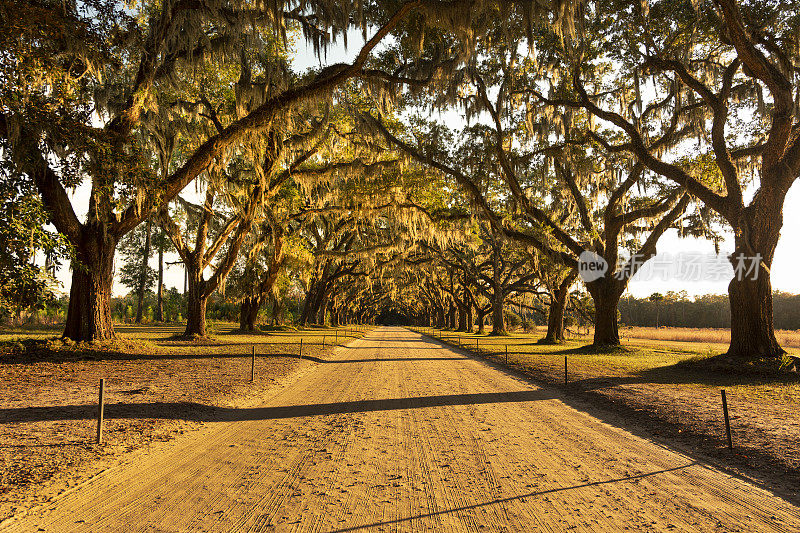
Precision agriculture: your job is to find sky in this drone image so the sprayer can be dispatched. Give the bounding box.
[53,31,800,300]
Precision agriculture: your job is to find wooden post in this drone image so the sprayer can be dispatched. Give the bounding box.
[505,344,508,364]
[323,335,326,347]
[336,330,338,344]
[721,390,733,449]
[300,338,303,356]
[250,345,255,383]
[476,338,479,353]
[96,378,105,444]
[564,356,568,385]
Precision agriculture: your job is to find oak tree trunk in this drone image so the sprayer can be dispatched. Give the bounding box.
[184,259,208,337]
[457,304,468,331]
[490,244,507,335]
[588,279,623,347]
[436,306,446,328]
[726,200,785,358]
[544,292,568,343]
[490,292,507,336]
[543,272,575,343]
[300,281,319,325]
[271,296,284,326]
[239,297,261,331]
[63,227,117,342]
[476,309,486,335]
[317,294,329,325]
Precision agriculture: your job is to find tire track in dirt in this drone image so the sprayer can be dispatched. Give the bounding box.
[2,327,800,532]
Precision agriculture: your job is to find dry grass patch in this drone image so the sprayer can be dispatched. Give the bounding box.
[0,323,372,519]
[619,326,800,349]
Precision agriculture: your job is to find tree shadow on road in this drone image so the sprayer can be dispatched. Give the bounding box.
[564,359,800,391]
[0,389,557,424]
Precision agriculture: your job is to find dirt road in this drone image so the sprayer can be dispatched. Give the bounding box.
[3,327,799,532]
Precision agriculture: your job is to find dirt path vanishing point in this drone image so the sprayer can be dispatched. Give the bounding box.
[3,327,799,532]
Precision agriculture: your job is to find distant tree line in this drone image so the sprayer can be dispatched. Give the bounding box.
[619,292,800,331]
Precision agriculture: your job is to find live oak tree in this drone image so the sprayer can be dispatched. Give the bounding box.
[476,227,542,336]
[532,258,578,343]
[230,170,316,331]
[1,0,466,341]
[368,10,712,346]
[562,0,800,358]
[371,106,697,346]
[231,206,293,332]
[426,224,543,336]
[159,180,258,337]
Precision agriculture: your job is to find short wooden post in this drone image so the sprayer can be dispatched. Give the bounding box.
[721,390,733,449]
[96,378,105,444]
[300,338,303,356]
[476,338,479,353]
[505,344,508,364]
[323,335,326,347]
[564,356,568,385]
[336,330,339,344]
[250,345,255,383]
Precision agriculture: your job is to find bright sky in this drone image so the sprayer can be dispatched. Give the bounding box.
[54,31,800,300]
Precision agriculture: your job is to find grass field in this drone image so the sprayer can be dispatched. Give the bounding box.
[619,325,800,349]
[507,324,800,351]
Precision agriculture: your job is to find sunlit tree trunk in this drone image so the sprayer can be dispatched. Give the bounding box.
[183,255,208,337]
[542,271,576,343]
[490,247,507,336]
[271,295,283,326]
[726,195,785,358]
[63,227,118,342]
[587,277,625,347]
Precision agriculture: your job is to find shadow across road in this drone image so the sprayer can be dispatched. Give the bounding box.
[0,389,556,424]
[292,355,468,364]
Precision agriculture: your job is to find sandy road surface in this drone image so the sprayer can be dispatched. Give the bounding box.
[3,327,799,532]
